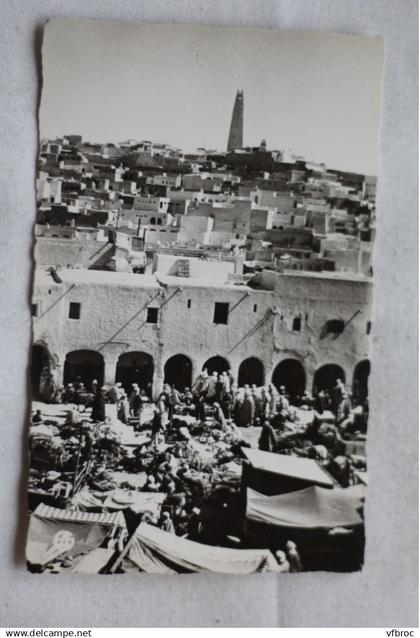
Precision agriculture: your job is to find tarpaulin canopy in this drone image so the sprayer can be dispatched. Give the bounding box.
[241,448,335,489]
[71,488,166,516]
[70,489,108,510]
[128,523,279,574]
[26,503,126,566]
[105,490,166,514]
[246,486,363,530]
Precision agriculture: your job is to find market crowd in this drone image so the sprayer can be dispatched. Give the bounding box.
[30,365,368,572]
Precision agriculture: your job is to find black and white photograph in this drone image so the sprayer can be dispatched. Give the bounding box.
[26,18,384,575]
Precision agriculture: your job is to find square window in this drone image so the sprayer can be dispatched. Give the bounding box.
[31,303,39,318]
[147,307,159,324]
[292,316,301,332]
[326,319,345,334]
[69,302,81,320]
[213,302,229,325]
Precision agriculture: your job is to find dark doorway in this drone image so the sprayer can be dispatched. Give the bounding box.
[313,364,345,394]
[164,354,193,391]
[238,357,264,387]
[353,359,370,404]
[116,351,154,396]
[272,359,306,402]
[64,350,104,388]
[31,344,53,399]
[202,356,230,375]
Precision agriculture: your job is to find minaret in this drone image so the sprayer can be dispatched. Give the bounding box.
[227,89,244,151]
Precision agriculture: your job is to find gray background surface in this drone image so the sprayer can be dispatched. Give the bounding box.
[0,0,417,628]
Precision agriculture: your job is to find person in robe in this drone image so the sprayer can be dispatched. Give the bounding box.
[50,385,64,404]
[129,384,141,417]
[205,371,218,403]
[259,387,270,420]
[90,387,106,422]
[159,511,175,534]
[157,393,169,428]
[192,369,208,396]
[236,389,255,427]
[117,391,130,424]
[258,420,277,452]
[286,540,303,572]
[274,550,290,573]
[315,389,327,414]
[332,378,345,414]
[107,383,120,404]
[251,385,262,422]
[182,388,196,415]
[144,474,160,492]
[220,370,231,393]
[215,374,225,402]
[151,405,166,448]
[186,507,202,540]
[63,383,75,405]
[136,388,150,427]
[226,369,235,388]
[167,386,181,422]
[212,402,226,429]
[267,383,279,417]
[278,386,290,416]
[337,392,352,423]
[299,390,314,408]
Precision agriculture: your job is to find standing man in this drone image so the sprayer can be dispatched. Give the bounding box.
[258,420,277,452]
[286,540,303,573]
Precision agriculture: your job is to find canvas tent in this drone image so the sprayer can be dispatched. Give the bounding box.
[246,486,363,529]
[244,486,365,572]
[128,522,279,574]
[26,503,126,566]
[241,447,335,495]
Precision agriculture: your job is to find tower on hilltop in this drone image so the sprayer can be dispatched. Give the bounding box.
[227,89,244,151]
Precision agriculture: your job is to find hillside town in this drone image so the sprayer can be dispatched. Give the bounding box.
[27,91,372,574]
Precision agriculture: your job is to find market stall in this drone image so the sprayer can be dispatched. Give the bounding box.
[240,447,336,496]
[127,522,280,574]
[26,503,127,572]
[244,486,364,571]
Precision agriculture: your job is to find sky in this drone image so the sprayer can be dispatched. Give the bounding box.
[40,19,384,175]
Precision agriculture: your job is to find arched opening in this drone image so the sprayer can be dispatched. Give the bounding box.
[238,357,264,387]
[164,354,192,391]
[64,350,104,388]
[116,351,154,396]
[313,364,345,394]
[31,343,56,401]
[272,359,306,402]
[202,356,230,376]
[353,359,370,404]
[31,344,48,394]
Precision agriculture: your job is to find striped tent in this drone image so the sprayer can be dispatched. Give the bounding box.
[26,503,126,566]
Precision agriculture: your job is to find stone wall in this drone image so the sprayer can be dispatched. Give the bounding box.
[32,268,372,398]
